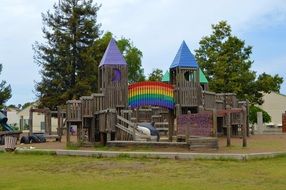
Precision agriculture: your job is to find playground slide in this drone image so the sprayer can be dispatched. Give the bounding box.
[0,122,14,132]
[0,111,14,131]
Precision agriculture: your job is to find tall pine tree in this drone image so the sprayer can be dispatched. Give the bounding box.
[34,0,101,109]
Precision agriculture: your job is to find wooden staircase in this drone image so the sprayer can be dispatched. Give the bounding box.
[115,115,150,141]
[188,137,218,149]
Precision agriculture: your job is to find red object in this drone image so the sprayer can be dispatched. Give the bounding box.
[282,113,286,133]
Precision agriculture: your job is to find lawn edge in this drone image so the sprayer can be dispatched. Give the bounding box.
[1,147,286,161]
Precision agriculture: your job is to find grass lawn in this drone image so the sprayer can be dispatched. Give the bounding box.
[1,153,286,190]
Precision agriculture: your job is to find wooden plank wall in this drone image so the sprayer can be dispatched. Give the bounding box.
[173,67,201,107]
[97,109,117,133]
[99,65,128,109]
[92,93,104,113]
[203,91,216,109]
[80,96,93,118]
[66,100,82,122]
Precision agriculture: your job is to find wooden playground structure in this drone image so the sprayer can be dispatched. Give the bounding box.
[64,39,249,149]
[27,108,65,142]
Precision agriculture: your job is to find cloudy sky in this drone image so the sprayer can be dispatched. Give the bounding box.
[0,0,286,106]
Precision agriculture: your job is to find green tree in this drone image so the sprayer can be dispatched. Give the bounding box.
[21,102,33,110]
[95,32,145,83]
[256,73,283,93]
[118,38,145,83]
[33,0,101,109]
[249,105,271,125]
[0,64,12,109]
[148,68,163,81]
[195,21,283,104]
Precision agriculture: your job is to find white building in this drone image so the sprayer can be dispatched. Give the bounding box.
[258,92,286,127]
[7,104,58,132]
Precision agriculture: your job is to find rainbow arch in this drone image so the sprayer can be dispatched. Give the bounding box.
[128,81,175,109]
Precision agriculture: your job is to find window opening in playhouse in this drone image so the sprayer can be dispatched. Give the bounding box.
[112,68,121,82]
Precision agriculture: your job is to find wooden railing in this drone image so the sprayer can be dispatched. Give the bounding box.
[66,100,82,122]
[97,109,116,133]
[92,93,104,112]
[67,93,105,122]
[116,115,149,141]
[203,91,216,109]
[80,96,93,117]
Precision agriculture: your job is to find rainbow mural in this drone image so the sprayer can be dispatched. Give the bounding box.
[128,81,175,109]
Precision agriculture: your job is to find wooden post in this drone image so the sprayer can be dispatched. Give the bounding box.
[135,108,139,123]
[20,115,24,131]
[246,101,250,137]
[66,122,70,145]
[100,132,105,145]
[77,123,82,144]
[45,109,52,135]
[212,109,217,137]
[186,111,191,141]
[29,109,33,135]
[132,124,136,141]
[168,109,175,142]
[282,111,286,133]
[57,108,60,136]
[44,111,47,133]
[257,112,263,134]
[106,111,111,142]
[242,106,247,147]
[91,117,95,143]
[57,107,63,142]
[198,106,204,113]
[106,131,111,142]
[226,106,231,147]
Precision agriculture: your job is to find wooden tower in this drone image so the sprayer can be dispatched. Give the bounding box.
[169,41,202,114]
[98,38,128,110]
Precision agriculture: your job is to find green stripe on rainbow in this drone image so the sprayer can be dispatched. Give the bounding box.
[128,81,175,109]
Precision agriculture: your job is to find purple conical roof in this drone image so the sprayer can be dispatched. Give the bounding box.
[99,38,127,67]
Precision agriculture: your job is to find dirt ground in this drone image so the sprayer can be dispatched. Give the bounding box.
[11,134,286,153]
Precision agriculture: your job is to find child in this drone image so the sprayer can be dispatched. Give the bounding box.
[70,127,75,136]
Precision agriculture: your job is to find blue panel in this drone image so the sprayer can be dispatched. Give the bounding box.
[169,41,198,68]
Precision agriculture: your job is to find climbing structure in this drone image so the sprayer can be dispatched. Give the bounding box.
[65,39,248,148]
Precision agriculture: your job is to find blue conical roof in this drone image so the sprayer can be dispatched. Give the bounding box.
[99,38,127,67]
[169,41,198,69]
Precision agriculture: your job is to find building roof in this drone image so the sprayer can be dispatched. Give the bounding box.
[199,69,208,84]
[99,38,127,67]
[161,69,208,84]
[169,41,198,69]
[162,71,170,82]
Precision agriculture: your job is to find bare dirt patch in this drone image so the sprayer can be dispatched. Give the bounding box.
[11,134,286,153]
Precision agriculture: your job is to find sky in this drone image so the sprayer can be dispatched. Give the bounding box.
[0,0,286,106]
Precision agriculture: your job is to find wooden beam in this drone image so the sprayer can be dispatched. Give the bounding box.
[66,122,70,145]
[226,106,231,147]
[242,106,247,147]
[29,109,33,135]
[212,109,217,137]
[168,109,175,142]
